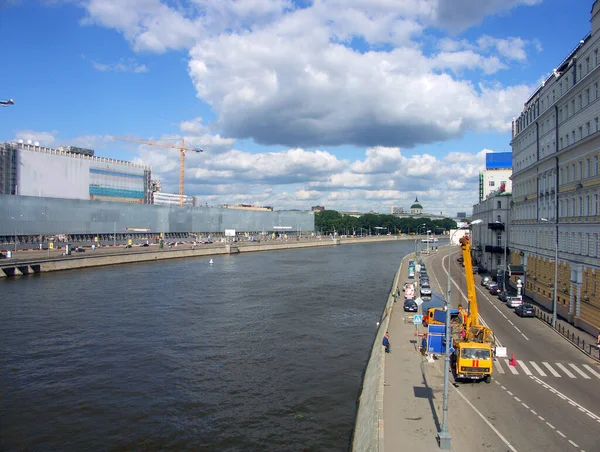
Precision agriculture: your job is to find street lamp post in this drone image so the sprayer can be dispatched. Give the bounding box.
[541,218,558,328]
[439,219,482,449]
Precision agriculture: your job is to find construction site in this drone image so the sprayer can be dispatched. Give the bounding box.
[0,140,314,245]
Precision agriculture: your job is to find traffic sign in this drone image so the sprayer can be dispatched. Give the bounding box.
[413,315,423,325]
[414,297,424,306]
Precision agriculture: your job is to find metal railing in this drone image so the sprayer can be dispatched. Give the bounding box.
[535,307,600,360]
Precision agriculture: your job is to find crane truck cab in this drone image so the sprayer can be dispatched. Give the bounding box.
[452,342,493,383]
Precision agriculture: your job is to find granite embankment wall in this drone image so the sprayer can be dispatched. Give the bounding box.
[351,253,410,452]
[0,236,408,277]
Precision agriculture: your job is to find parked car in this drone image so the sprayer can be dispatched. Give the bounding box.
[402,282,413,292]
[140,243,150,247]
[515,304,535,317]
[202,240,213,244]
[489,286,501,295]
[403,299,418,312]
[498,291,509,302]
[472,267,479,274]
[481,276,491,286]
[75,247,86,252]
[420,283,432,296]
[0,252,6,259]
[506,296,524,308]
[487,283,498,292]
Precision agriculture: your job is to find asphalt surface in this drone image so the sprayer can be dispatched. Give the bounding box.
[422,247,600,452]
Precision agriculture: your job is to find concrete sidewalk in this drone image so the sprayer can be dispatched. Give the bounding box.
[382,253,514,452]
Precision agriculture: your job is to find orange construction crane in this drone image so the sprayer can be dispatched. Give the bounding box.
[113,137,203,207]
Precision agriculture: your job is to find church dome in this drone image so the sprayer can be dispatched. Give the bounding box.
[410,197,423,210]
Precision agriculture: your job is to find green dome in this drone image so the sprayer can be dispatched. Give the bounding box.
[410,197,423,209]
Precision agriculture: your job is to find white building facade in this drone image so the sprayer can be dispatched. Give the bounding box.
[510,1,600,335]
[471,192,512,280]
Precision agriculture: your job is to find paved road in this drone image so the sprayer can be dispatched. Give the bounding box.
[422,247,600,452]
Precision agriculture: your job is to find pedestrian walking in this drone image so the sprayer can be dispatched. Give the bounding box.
[382,332,391,353]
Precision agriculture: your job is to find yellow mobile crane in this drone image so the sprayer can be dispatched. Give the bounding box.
[451,235,496,383]
[113,137,203,207]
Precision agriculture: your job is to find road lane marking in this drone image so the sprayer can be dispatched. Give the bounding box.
[529,361,547,377]
[542,362,561,377]
[538,415,545,421]
[555,363,577,378]
[507,390,514,396]
[514,396,521,402]
[568,363,591,379]
[508,320,514,325]
[582,364,600,379]
[557,431,566,438]
[495,359,505,374]
[546,421,555,429]
[452,385,518,452]
[530,375,600,422]
[506,359,519,374]
[569,440,579,448]
[516,360,532,375]
[521,402,529,409]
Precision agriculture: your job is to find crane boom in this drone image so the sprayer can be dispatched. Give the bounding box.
[113,136,203,206]
[459,235,478,329]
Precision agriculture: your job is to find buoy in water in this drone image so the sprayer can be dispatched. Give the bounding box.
[209,259,213,265]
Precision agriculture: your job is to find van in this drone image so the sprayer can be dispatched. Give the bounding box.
[506,296,523,308]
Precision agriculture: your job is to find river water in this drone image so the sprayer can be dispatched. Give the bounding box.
[1,240,421,451]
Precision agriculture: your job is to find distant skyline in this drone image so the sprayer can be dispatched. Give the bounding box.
[1,0,595,214]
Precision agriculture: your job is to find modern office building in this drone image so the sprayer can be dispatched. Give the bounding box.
[478,152,512,202]
[0,141,153,204]
[509,1,600,334]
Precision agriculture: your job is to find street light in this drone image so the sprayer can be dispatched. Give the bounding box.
[541,217,558,328]
[439,219,482,449]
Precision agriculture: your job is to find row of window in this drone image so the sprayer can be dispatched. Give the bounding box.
[560,154,600,183]
[511,230,600,258]
[515,41,600,135]
[513,153,600,200]
[512,191,599,221]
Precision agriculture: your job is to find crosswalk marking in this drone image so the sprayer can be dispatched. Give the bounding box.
[554,363,576,378]
[492,360,600,379]
[529,361,547,377]
[516,360,532,375]
[542,362,562,377]
[583,364,600,379]
[506,359,519,374]
[495,359,505,374]
[568,363,591,379]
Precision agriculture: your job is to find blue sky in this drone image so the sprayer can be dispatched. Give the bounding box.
[0,0,595,215]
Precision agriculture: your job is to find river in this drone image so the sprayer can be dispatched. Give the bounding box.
[1,239,426,451]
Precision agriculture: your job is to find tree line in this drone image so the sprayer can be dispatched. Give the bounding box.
[314,210,457,236]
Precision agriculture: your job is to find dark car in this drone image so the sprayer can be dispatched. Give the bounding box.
[498,291,509,302]
[75,247,86,252]
[515,304,535,317]
[489,286,501,295]
[456,257,464,263]
[140,243,150,247]
[403,299,418,312]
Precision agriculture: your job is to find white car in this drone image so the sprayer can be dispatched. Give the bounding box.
[420,284,432,296]
[506,296,523,308]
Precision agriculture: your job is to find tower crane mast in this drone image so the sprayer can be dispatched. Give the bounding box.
[113,137,203,206]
